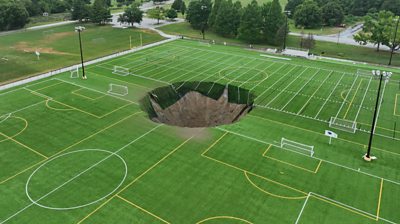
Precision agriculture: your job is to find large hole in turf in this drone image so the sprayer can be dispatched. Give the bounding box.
[140,82,255,128]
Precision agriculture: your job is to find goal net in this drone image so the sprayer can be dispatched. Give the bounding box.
[70,67,79,78]
[113,66,130,76]
[281,138,315,157]
[356,69,374,78]
[329,117,357,133]
[107,84,128,96]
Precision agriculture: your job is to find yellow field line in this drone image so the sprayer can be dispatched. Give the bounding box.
[0,159,46,184]
[314,160,322,173]
[201,132,228,156]
[45,99,74,111]
[77,136,193,224]
[395,94,399,116]
[0,116,28,143]
[33,81,63,92]
[262,145,320,174]
[311,195,376,221]
[202,153,308,195]
[248,114,400,157]
[0,132,48,159]
[244,171,306,200]
[343,79,363,119]
[115,195,170,224]
[376,178,384,220]
[98,102,135,119]
[196,216,253,224]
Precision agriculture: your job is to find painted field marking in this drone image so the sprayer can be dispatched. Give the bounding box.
[77,136,193,224]
[353,76,373,123]
[394,94,399,116]
[0,132,47,159]
[116,195,170,224]
[376,178,384,221]
[334,73,360,119]
[343,79,363,119]
[0,116,28,143]
[45,99,74,111]
[261,145,322,174]
[1,124,163,223]
[0,111,142,185]
[196,215,253,224]
[71,88,105,101]
[294,192,311,224]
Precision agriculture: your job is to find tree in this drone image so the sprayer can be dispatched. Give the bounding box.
[284,0,303,17]
[381,0,400,16]
[262,0,285,45]
[293,0,322,28]
[321,1,344,26]
[208,0,222,30]
[354,11,396,51]
[186,0,212,38]
[165,8,178,20]
[238,0,263,43]
[72,0,90,22]
[90,0,111,24]
[118,4,143,26]
[301,33,315,49]
[147,7,165,24]
[171,0,182,11]
[181,1,186,16]
[0,0,29,31]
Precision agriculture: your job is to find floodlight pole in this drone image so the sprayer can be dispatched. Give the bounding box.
[75,26,86,79]
[364,72,383,161]
[388,17,399,66]
[283,11,291,50]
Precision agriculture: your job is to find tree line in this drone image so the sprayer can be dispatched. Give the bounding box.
[186,0,287,45]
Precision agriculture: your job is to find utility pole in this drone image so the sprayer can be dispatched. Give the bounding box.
[75,26,86,79]
[363,72,383,161]
[389,17,399,66]
[283,11,291,50]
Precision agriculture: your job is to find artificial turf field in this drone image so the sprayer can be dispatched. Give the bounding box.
[1,39,400,224]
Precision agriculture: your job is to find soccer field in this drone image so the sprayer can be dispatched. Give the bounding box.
[1,39,400,224]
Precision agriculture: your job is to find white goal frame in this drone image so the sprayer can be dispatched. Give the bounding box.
[329,117,357,133]
[281,138,315,157]
[113,66,130,76]
[107,84,128,96]
[70,66,79,78]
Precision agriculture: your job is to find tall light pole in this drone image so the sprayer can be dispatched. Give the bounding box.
[389,17,399,66]
[201,5,207,40]
[75,26,87,79]
[283,10,291,50]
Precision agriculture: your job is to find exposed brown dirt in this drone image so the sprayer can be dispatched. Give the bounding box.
[14,41,75,56]
[150,88,252,128]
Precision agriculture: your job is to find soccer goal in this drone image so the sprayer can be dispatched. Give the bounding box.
[70,67,79,78]
[329,117,357,133]
[113,66,130,76]
[107,84,128,96]
[281,138,315,157]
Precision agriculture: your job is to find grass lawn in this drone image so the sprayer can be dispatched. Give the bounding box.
[26,13,71,28]
[0,39,399,224]
[0,23,164,84]
[159,22,400,67]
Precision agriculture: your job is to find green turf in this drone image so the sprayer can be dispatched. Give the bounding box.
[0,23,164,84]
[0,39,400,224]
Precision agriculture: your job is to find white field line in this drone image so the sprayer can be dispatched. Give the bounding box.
[215,126,400,187]
[334,74,360,119]
[98,48,159,68]
[206,59,258,95]
[247,64,287,92]
[297,71,332,114]
[254,66,300,102]
[353,76,373,123]
[168,43,360,79]
[314,72,346,118]
[265,68,309,107]
[373,79,388,134]
[238,62,277,88]
[0,124,163,224]
[294,192,311,224]
[52,78,136,104]
[281,69,321,111]
[0,100,46,118]
[309,193,396,224]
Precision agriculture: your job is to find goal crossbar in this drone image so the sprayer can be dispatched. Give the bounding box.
[281,138,314,157]
[70,66,79,78]
[107,83,128,96]
[113,66,130,76]
[329,117,357,133]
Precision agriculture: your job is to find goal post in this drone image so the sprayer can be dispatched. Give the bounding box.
[113,66,130,76]
[107,84,128,96]
[70,66,79,78]
[281,138,314,157]
[329,117,357,133]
